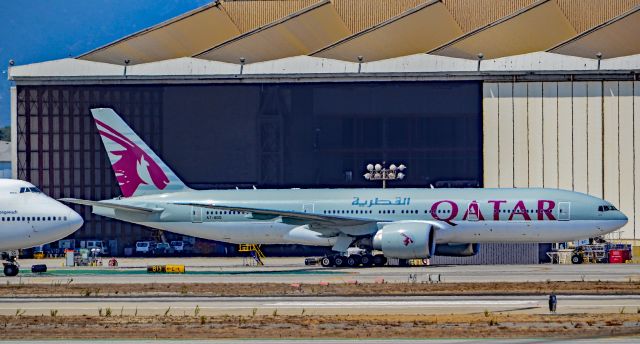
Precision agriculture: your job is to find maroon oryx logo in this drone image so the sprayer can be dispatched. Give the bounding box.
[94,118,169,197]
[401,233,414,246]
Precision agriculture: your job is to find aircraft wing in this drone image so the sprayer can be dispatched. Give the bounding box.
[59,198,163,214]
[173,202,378,236]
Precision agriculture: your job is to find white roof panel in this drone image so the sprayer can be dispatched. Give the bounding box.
[126,57,240,75]
[600,53,640,70]
[8,58,123,78]
[243,55,359,74]
[479,52,598,71]
[360,53,477,73]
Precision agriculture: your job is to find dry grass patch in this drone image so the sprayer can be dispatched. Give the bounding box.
[0,313,638,339]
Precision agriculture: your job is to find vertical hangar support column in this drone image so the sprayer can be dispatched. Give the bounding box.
[542,82,558,189]
[527,82,543,187]
[586,81,603,198]
[618,82,635,241]
[572,82,588,194]
[10,87,17,179]
[635,81,640,244]
[513,83,528,188]
[483,83,499,188]
[498,83,514,188]
[557,82,573,191]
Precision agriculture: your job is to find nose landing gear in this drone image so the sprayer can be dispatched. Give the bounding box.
[2,252,19,277]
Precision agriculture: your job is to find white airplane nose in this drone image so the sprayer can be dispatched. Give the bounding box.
[68,209,84,232]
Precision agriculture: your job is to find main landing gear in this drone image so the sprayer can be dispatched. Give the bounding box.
[2,252,19,277]
[320,253,387,268]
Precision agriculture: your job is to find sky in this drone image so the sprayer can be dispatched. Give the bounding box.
[0,0,210,127]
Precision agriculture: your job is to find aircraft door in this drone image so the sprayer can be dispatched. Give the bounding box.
[302,203,314,214]
[191,207,203,223]
[558,202,570,221]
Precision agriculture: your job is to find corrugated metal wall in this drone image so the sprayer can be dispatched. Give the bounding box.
[441,0,536,33]
[331,0,427,33]
[555,0,640,33]
[221,0,320,33]
[432,243,539,265]
[218,0,640,37]
[483,81,640,244]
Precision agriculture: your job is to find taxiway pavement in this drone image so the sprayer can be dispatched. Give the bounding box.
[2,257,639,284]
[0,294,637,316]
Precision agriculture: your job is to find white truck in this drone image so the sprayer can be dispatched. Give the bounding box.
[135,241,155,255]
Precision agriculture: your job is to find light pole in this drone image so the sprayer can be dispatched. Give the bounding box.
[363,162,406,188]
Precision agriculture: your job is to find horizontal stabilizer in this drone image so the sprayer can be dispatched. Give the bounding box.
[59,198,163,213]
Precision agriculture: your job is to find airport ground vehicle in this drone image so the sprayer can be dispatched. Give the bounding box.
[570,243,633,264]
[135,241,155,255]
[170,241,185,252]
[153,242,172,255]
[81,240,109,256]
[63,108,628,268]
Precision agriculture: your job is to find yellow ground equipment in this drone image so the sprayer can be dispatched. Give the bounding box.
[147,265,185,273]
[238,244,265,266]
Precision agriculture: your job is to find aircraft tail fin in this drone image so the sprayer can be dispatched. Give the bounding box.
[90,108,190,197]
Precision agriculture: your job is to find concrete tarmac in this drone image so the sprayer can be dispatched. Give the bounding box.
[0,294,637,316]
[3,257,639,284]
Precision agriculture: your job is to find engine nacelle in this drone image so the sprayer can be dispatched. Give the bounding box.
[372,222,435,259]
[434,243,479,257]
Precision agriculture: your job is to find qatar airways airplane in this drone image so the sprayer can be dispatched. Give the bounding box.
[62,108,627,267]
[0,179,83,276]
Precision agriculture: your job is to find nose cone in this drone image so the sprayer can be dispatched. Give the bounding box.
[68,208,84,232]
[602,210,629,235]
[619,211,629,225]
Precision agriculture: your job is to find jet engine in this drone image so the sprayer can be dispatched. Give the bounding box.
[434,243,479,257]
[372,222,435,259]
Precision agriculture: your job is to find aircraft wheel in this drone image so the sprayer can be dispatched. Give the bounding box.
[3,264,18,277]
[360,254,374,267]
[334,255,347,267]
[320,256,334,267]
[571,254,583,264]
[372,254,387,267]
[346,255,360,267]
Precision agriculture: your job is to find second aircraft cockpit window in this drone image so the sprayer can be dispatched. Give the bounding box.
[19,187,42,193]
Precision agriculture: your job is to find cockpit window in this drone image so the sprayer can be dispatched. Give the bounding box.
[598,205,617,212]
[19,187,41,193]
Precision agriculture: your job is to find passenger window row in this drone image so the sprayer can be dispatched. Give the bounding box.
[323,210,373,215]
[204,210,247,215]
[1,216,67,222]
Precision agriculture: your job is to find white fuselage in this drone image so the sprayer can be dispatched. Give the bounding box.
[92,187,628,246]
[0,180,83,252]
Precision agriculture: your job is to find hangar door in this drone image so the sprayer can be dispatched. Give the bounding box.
[162,81,483,189]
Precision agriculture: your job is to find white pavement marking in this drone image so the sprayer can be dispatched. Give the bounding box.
[264,300,539,307]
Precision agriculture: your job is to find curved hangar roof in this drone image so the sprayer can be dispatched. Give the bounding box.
[75,0,640,66]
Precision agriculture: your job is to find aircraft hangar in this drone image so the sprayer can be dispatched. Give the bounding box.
[7,0,640,260]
